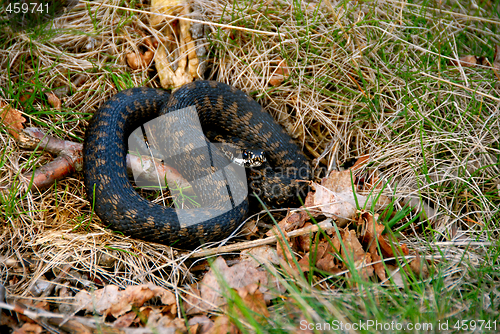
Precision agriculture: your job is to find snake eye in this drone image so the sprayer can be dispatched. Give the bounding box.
[242,150,249,159]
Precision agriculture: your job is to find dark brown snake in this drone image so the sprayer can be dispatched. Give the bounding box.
[83,81,311,248]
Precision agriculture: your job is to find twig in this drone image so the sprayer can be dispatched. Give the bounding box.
[0,301,65,320]
[188,219,334,258]
[16,127,83,191]
[10,127,187,192]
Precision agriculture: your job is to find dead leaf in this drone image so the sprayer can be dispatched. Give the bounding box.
[342,229,374,281]
[13,323,43,334]
[188,315,214,333]
[113,311,137,328]
[350,155,370,171]
[316,238,341,274]
[126,53,140,69]
[143,50,154,65]
[316,253,336,273]
[311,180,358,225]
[296,222,314,252]
[298,235,342,274]
[275,229,302,277]
[314,157,390,226]
[188,323,201,334]
[265,207,312,238]
[267,211,306,237]
[358,212,386,280]
[240,219,259,239]
[341,229,364,263]
[74,283,175,318]
[110,284,175,318]
[146,308,185,330]
[358,211,416,283]
[377,233,409,258]
[75,285,118,315]
[0,100,25,139]
[298,253,312,272]
[407,253,429,279]
[136,306,155,325]
[331,233,341,252]
[384,265,405,287]
[19,91,34,104]
[46,92,61,110]
[206,316,240,334]
[367,246,386,281]
[240,245,280,267]
[184,257,271,315]
[126,52,146,70]
[451,55,477,67]
[269,57,290,86]
[235,283,270,319]
[368,251,385,281]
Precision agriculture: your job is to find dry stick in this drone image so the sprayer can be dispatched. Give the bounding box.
[188,219,334,258]
[420,72,500,102]
[14,127,186,192]
[17,128,83,190]
[78,0,279,36]
[0,301,65,320]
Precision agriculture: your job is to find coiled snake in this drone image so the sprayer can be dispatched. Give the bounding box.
[83,81,310,248]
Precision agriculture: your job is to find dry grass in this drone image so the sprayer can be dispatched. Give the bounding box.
[1,0,499,328]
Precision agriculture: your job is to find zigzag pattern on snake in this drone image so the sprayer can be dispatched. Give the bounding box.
[83,80,311,248]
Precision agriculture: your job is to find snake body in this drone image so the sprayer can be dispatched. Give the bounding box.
[83,81,310,247]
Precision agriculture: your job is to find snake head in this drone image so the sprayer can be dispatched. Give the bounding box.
[241,149,266,168]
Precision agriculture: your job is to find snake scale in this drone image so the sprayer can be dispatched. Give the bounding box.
[83,80,311,248]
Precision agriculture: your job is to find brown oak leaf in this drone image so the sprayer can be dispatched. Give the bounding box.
[0,100,25,139]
